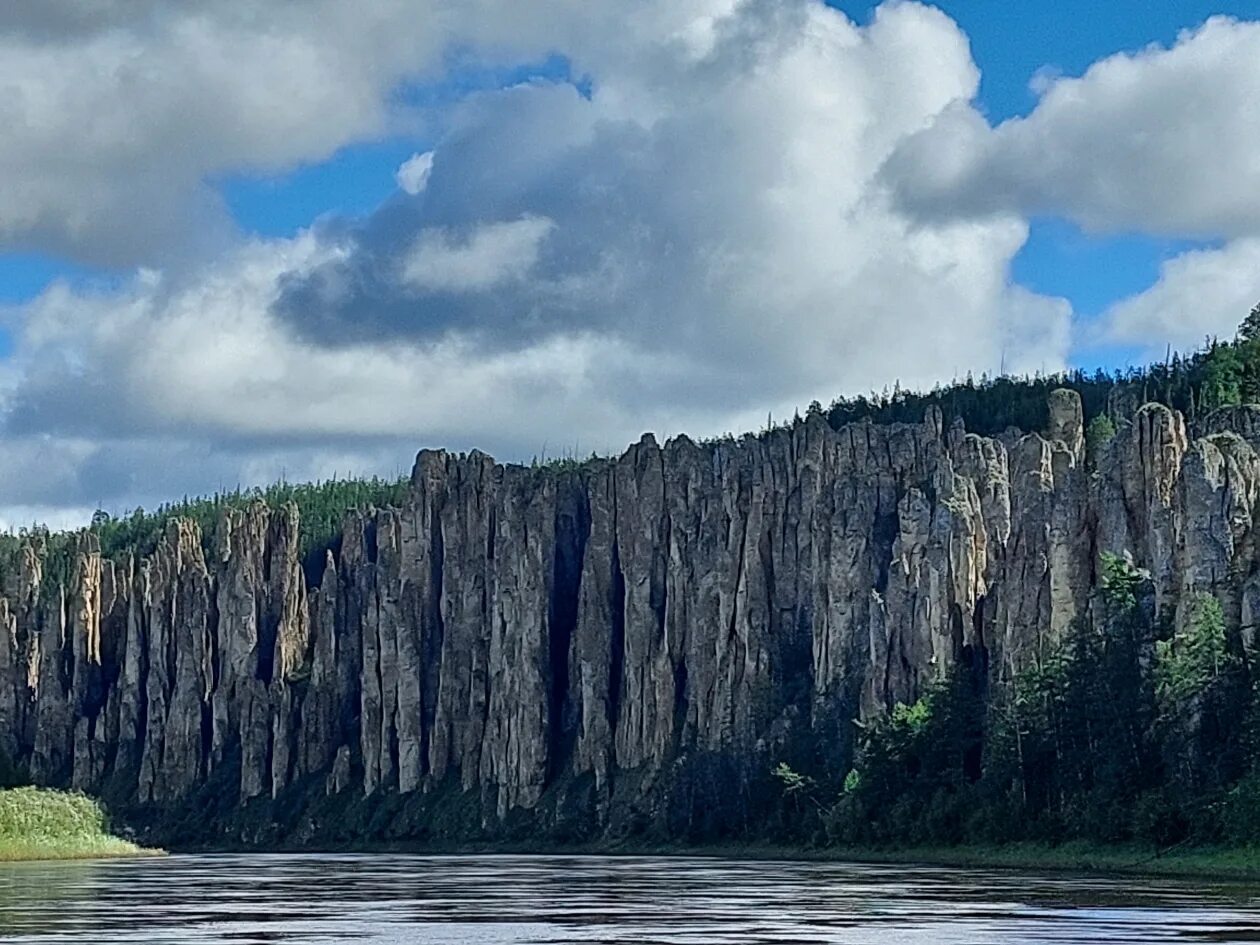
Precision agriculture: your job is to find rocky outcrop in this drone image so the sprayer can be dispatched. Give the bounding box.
[3,391,1260,839]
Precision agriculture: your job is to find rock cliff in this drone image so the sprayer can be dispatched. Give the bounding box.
[2,391,1258,842]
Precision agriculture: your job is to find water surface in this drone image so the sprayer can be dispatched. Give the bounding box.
[2,853,1259,943]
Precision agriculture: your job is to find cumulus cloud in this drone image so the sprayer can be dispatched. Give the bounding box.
[0,1,538,263]
[277,2,1064,381]
[0,254,742,526]
[1093,239,1260,358]
[0,0,762,264]
[0,0,1092,520]
[888,16,1260,239]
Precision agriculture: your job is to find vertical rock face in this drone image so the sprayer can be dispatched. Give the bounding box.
[3,390,1260,838]
[211,503,307,800]
[138,521,214,803]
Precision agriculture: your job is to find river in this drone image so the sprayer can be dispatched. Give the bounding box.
[2,853,1259,943]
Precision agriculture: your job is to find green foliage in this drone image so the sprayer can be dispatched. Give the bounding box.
[91,475,409,564]
[0,527,82,605]
[0,475,410,592]
[1155,595,1236,709]
[772,762,817,796]
[1099,551,1143,612]
[829,661,989,846]
[528,444,602,474]
[821,301,1260,437]
[842,768,861,794]
[1084,413,1116,466]
[0,787,146,861]
[1239,302,1260,343]
[0,787,106,841]
[811,542,1260,852]
[891,697,932,735]
[1218,772,1260,844]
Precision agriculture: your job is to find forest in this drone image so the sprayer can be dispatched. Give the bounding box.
[773,304,1260,852]
[0,476,409,596]
[821,303,1260,438]
[776,554,1260,851]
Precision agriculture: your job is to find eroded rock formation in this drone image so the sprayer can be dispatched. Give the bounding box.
[2,391,1258,839]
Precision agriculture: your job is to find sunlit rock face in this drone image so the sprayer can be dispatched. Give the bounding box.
[1,390,1255,837]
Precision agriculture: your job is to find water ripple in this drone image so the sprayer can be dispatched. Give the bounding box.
[1,854,1259,944]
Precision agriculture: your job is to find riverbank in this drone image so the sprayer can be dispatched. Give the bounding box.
[772,842,1260,880]
[491,841,1260,880]
[163,833,1260,882]
[572,840,1257,881]
[491,838,1254,880]
[0,787,158,862]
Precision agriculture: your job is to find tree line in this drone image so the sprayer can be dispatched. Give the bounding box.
[819,304,1260,438]
[0,476,409,596]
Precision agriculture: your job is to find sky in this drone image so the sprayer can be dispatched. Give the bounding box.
[2,0,1260,527]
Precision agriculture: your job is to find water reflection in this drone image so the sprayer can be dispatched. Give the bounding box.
[1,854,1259,944]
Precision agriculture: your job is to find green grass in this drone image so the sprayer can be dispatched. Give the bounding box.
[0,787,158,862]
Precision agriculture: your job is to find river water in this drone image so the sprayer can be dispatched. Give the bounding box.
[2,853,1259,943]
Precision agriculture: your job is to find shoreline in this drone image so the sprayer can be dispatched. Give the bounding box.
[0,786,162,864]
[0,839,161,864]
[151,838,1260,881]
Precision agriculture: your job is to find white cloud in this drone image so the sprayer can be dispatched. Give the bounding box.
[277,2,1062,386]
[0,0,1087,520]
[889,16,1260,239]
[1094,239,1260,358]
[0,0,778,264]
[4,232,702,455]
[396,151,436,195]
[0,5,406,262]
[401,216,555,292]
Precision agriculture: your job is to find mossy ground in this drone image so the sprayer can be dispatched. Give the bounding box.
[0,787,158,862]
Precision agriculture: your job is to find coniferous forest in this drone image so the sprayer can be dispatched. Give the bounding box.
[778,553,1260,850]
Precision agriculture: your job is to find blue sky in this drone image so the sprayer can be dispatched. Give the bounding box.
[2,0,1260,520]
[897,0,1255,368]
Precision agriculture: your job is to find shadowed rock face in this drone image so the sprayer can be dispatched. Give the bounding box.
[2,391,1258,837]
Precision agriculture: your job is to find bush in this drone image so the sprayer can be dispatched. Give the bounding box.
[0,787,146,861]
[0,787,106,842]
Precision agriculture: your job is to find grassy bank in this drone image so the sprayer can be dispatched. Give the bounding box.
[0,787,157,862]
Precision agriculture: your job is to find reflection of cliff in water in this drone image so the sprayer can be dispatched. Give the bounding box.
[0,860,105,936]
[4,854,1260,944]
